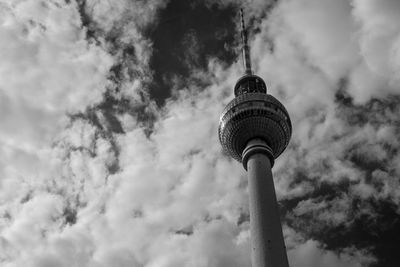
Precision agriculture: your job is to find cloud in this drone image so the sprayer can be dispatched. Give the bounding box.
[249,0,400,265]
[0,0,113,188]
[1,0,400,267]
[288,239,374,267]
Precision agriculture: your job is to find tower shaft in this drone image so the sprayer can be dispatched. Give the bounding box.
[244,139,289,267]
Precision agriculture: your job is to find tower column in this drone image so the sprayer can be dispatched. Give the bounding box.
[243,139,289,267]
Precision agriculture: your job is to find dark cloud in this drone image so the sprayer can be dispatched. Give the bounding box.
[285,195,400,267]
[146,0,237,104]
[280,91,400,266]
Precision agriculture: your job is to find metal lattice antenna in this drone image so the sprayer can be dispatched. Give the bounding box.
[240,9,252,75]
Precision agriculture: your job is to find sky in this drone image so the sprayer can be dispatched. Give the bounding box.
[0,0,400,266]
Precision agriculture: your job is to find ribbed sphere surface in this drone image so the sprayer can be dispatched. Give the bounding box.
[218,93,292,162]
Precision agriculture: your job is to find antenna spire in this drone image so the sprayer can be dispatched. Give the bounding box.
[240,9,252,75]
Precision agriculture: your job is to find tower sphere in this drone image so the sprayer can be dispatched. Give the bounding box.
[218,75,292,165]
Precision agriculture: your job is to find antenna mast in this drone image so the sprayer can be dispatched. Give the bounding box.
[240,9,252,75]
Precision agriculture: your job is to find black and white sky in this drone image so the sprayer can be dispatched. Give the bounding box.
[1,0,400,266]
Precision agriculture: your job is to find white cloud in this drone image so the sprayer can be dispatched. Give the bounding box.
[0,0,113,194]
[288,239,374,267]
[1,0,400,266]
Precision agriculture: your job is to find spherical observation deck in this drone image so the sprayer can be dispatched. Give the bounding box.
[218,75,292,163]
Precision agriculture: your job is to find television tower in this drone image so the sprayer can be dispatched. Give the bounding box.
[218,9,292,267]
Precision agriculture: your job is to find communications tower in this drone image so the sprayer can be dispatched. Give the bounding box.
[218,9,292,267]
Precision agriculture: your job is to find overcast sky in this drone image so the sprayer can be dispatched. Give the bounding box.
[1,0,400,266]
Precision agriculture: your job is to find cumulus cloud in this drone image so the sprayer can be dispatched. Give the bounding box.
[250,0,400,265]
[0,0,112,187]
[1,0,400,266]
